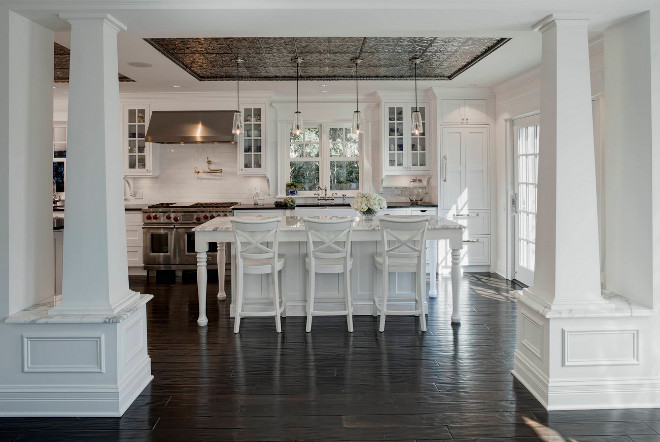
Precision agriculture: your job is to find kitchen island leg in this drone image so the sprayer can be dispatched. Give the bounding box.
[217,242,227,300]
[429,241,438,298]
[450,248,461,324]
[197,246,209,326]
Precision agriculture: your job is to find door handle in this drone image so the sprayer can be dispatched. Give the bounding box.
[443,155,447,182]
[512,193,519,214]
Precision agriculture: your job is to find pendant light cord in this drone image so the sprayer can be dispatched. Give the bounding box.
[236,60,240,111]
[414,61,419,112]
[296,59,300,113]
[355,62,359,112]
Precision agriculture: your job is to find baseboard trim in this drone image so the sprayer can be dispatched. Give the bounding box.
[0,356,152,417]
[513,350,660,410]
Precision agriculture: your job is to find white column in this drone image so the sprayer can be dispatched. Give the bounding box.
[522,15,609,311]
[51,13,138,315]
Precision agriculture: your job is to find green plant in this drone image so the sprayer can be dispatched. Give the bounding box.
[285,182,302,190]
[283,197,296,207]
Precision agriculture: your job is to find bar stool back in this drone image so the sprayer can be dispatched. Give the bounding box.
[304,217,354,332]
[231,217,285,333]
[374,216,429,332]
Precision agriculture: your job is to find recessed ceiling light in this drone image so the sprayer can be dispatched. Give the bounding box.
[470,83,479,88]
[52,86,56,89]
[172,85,181,88]
[322,84,328,87]
[321,90,328,93]
[127,62,152,68]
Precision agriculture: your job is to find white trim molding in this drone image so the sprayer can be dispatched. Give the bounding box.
[22,333,105,373]
[562,328,639,367]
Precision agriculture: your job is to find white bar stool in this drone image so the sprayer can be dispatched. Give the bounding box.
[304,217,354,333]
[231,217,285,333]
[373,215,429,333]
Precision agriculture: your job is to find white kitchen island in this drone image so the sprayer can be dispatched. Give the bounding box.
[194,215,464,328]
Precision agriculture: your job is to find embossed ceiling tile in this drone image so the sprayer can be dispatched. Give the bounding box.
[293,37,328,54]
[360,37,397,53]
[54,42,134,83]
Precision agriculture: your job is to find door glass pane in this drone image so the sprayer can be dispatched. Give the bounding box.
[128,155,136,169]
[128,109,136,123]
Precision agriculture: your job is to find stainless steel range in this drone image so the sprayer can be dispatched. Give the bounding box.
[142,202,239,280]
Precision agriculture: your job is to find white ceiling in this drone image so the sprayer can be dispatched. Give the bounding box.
[31,0,649,97]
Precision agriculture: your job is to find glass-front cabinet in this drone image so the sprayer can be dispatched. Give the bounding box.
[238,105,266,175]
[383,102,430,175]
[123,104,159,176]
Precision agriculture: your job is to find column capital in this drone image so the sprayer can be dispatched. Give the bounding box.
[59,13,126,32]
[532,14,589,33]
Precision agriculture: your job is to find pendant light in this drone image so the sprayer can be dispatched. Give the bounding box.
[291,56,304,136]
[232,58,244,135]
[410,57,423,136]
[351,58,362,135]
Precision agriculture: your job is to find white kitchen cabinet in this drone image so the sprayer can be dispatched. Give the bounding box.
[441,99,488,125]
[238,105,267,175]
[125,211,144,273]
[123,105,159,177]
[383,103,430,175]
[441,126,489,211]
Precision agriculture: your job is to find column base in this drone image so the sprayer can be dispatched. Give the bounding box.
[0,302,152,417]
[518,287,615,318]
[513,291,658,410]
[48,289,141,316]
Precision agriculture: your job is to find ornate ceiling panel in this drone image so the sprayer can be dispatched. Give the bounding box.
[54,43,135,83]
[144,37,510,81]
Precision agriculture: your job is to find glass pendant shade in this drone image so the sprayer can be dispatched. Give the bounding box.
[292,111,304,136]
[411,110,423,136]
[232,111,243,135]
[352,110,361,134]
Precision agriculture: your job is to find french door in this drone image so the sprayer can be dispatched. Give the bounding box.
[513,115,539,286]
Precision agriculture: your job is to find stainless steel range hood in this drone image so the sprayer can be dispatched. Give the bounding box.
[145,110,237,144]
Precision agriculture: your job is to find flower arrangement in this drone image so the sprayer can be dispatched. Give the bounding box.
[350,192,387,216]
[285,182,301,196]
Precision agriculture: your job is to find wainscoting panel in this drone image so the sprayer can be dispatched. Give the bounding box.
[22,333,105,373]
[562,329,639,367]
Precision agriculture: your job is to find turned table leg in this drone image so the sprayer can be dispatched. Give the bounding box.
[197,246,209,327]
[450,248,461,324]
[429,240,438,298]
[217,242,227,300]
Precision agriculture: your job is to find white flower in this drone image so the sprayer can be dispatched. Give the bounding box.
[351,192,387,213]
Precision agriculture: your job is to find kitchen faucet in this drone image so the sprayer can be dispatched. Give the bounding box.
[313,186,335,204]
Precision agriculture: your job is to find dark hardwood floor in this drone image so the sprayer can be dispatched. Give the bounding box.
[2,272,660,441]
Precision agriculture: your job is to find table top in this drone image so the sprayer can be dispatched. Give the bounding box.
[195,215,463,232]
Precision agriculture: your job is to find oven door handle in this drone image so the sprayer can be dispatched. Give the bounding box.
[144,225,175,229]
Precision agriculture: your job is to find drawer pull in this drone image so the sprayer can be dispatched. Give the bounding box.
[453,213,479,218]
[463,239,480,243]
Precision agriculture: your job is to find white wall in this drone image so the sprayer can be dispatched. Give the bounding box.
[0,8,54,318]
[604,11,658,309]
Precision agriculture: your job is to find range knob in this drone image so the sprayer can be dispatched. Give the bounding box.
[146,214,152,220]
[223,214,228,217]
[173,216,179,222]
[152,214,159,220]
[203,214,209,220]
[166,214,171,220]
[209,214,215,220]
[195,216,201,222]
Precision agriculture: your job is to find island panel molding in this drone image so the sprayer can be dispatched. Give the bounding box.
[144,37,510,81]
[22,333,106,374]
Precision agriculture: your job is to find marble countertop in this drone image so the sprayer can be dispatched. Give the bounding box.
[5,293,153,324]
[195,214,463,232]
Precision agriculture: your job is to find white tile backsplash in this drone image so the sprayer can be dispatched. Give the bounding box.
[129,143,270,204]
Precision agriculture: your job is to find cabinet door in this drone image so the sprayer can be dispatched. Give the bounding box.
[124,105,154,176]
[239,106,266,175]
[385,105,406,171]
[409,106,429,171]
[441,127,464,211]
[464,127,489,210]
[462,235,490,265]
[441,99,464,124]
[463,99,488,124]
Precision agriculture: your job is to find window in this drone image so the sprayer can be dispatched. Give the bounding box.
[286,123,361,194]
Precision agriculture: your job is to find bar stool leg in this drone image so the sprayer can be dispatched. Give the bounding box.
[234,270,243,334]
[379,269,389,333]
[306,269,315,333]
[273,270,282,333]
[418,268,427,332]
[345,266,353,333]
